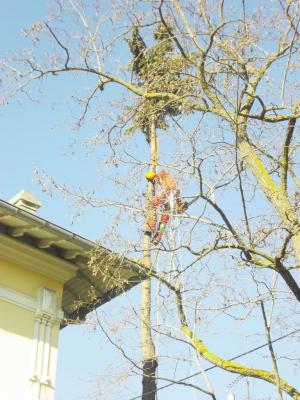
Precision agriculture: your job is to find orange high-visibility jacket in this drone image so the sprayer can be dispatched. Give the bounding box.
[155,171,177,192]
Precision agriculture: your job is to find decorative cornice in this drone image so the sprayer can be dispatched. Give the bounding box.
[0,284,36,312]
[0,232,78,283]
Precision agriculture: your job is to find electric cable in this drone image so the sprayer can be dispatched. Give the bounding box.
[126,328,300,400]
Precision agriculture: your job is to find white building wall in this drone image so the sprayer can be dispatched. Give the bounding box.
[0,285,63,400]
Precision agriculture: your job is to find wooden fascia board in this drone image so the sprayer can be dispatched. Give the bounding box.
[60,272,143,328]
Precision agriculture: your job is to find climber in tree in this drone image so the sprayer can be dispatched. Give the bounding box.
[144,171,187,245]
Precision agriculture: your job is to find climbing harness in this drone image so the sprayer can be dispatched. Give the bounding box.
[144,170,187,244]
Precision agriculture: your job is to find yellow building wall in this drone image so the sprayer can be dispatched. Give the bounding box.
[0,256,63,304]
[0,302,37,400]
[0,256,64,400]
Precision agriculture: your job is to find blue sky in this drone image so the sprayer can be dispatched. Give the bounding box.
[1,2,299,400]
[1,2,109,237]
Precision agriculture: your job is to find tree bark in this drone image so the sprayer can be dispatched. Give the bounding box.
[141,119,158,400]
[236,120,300,274]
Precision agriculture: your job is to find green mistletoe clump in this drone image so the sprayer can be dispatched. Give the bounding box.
[126,23,197,139]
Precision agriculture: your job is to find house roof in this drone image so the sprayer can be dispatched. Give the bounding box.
[0,198,144,328]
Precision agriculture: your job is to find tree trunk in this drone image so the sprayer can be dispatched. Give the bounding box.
[237,121,300,271]
[141,119,158,400]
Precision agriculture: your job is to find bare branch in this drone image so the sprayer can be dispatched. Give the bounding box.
[281,117,297,193]
[45,23,70,69]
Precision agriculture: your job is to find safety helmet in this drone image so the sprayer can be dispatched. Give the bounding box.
[145,171,156,180]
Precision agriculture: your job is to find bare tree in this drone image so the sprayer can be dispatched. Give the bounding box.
[2,0,300,398]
